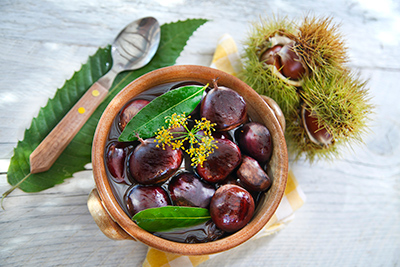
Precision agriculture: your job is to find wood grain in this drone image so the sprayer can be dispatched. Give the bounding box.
[29,82,108,173]
[1,0,399,266]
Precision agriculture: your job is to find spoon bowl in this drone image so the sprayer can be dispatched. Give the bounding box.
[99,17,161,88]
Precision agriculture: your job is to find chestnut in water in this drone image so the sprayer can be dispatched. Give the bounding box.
[169,124,190,149]
[129,138,183,185]
[235,122,272,164]
[200,82,247,131]
[125,184,171,217]
[170,81,208,119]
[197,129,233,141]
[105,142,127,183]
[168,172,215,208]
[196,138,242,183]
[212,131,233,141]
[210,184,255,232]
[237,155,271,192]
[119,99,150,131]
[169,81,206,91]
[218,173,241,187]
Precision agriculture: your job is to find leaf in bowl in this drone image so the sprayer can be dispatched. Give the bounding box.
[118,84,206,142]
[132,206,211,232]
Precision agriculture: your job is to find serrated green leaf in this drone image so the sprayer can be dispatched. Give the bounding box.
[119,85,206,142]
[5,19,208,194]
[132,206,211,232]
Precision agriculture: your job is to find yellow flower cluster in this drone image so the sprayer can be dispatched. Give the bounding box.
[155,113,218,166]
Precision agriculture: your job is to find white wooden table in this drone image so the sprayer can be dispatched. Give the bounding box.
[1,0,399,266]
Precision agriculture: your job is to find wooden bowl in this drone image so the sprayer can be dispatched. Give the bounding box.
[88,65,288,255]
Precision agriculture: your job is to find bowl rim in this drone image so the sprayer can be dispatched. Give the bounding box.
[92,65,288,255]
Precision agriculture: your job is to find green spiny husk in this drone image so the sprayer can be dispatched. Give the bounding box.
[289,66,373,162]
[241,16,300,118]
[285,107,340,162]
[241,53,300,117]
[241,14,373,162]
[302,67,372,141]
[295,16,348,72]
[245,15,298,58]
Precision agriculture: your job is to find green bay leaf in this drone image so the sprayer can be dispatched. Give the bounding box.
[119,85,206,142]
[4,19,208,195]
[132,206,211,232]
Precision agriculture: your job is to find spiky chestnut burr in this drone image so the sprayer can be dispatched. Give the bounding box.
[241,15,373,162]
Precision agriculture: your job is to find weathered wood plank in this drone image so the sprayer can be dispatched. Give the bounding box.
[1,0,399,266]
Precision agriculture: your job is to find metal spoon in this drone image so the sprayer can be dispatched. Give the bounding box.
[30,17,161,174]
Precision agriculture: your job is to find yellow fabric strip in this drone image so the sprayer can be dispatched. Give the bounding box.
[209,33,242,76]
[285,171,298,195]
[143,248,171,267]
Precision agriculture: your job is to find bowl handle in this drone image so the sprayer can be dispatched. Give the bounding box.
[260,95,286,133]
[87,188,136,241]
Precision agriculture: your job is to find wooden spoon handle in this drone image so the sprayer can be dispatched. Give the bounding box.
[29,82,109,174]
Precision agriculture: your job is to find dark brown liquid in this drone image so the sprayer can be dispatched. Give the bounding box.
[154,219,225,243]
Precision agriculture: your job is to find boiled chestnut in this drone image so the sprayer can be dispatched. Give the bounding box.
[197,129,232,141]
[129,138,183,185]
[218,173,242,187]
[236,155,271,192]
[200,82,247,131]
[168,172,215,208]
[125,184,171,217]
[105,142,127,183]
[235,122,272,164]
[170,81,208,119]
[210,184,255,232]
[212,131,232,141]
[119,99,150,131]
[169,81,206,91]
[196,138,241,183]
